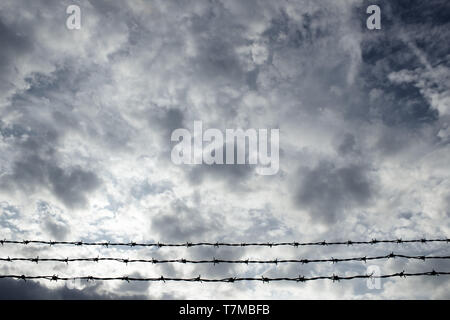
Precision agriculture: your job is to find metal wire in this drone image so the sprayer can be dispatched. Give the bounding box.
[1,252,449,265]
[0,270,448,283]
[1,238,448,248]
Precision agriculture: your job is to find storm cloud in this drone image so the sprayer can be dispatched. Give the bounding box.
[295,162,374,225]
[0,0,448,299]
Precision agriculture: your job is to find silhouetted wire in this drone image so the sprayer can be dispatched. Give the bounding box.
[0,271,448,283]
[1,253,449,265]
[1,238,448,248]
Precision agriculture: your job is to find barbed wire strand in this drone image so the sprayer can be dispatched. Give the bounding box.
[0,238,448,248]
[0,271,448,283]
[1,253,449,265]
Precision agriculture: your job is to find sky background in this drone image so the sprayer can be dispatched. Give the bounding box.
[0,0,449,299]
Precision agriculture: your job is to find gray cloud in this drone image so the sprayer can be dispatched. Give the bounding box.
[337,133,359,156]
[0,279,147,300]
[0,0,449,299]
[130,180,173,200]
[0,18,31,95]
[150,199,221,242]
[294,162,374,225]
[1,154,101,209]
[48,165,101,209]
[43,218,70,240]
[186,141,255,189]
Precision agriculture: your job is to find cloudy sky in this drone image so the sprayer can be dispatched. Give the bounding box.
[0,0,449,299]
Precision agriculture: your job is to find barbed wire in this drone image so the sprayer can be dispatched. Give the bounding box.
[1,253,449,265]
[0,238,448,248]
[0,270,448,283]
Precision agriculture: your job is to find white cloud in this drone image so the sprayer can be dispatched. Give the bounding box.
[0,0,448,299]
